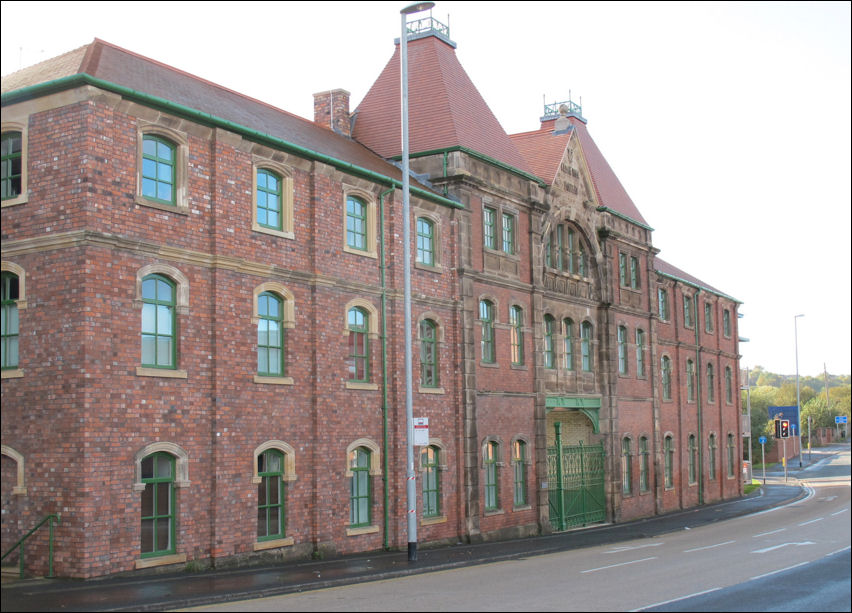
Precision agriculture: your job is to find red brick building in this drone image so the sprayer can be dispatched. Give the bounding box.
[2,22,742,579]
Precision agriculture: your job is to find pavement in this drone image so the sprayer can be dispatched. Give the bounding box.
[2,445,845,613]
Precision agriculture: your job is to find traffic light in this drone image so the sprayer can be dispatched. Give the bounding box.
[780,419,790,438]
[774,419,781,438]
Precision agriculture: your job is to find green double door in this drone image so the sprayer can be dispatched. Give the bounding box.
[547,438,606,530]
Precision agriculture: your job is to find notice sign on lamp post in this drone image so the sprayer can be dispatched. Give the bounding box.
[413,417,430,446]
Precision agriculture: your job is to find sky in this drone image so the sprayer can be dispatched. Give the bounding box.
[2,1,850,378]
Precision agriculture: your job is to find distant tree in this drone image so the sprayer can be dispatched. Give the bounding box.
[756,370,781,387]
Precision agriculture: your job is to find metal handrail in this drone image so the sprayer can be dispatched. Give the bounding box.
[1,513,61,578]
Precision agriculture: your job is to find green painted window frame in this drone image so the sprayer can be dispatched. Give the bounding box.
[510,305,524,366]
[543,315,555,369]
[566,229,575,274]
[723,309,731,337]
[727,434,736,478]
[256,169,283,231]
[512,440,527,506]
[704,302,713,333]
[349,447,371,527]
[1,271,20,370]
[421,445,440,518]
[141,274,177,369]
[707,364,715,403]
[639,436,650,492]
[479,300,495,363]
[1,131,23,201]
[257,449,286,541]
[544,231,552,268]
[347,307,370,382]
[635,329,646,378]
[346,196,368,251]
[483,207,496,250]
[688,434,697,485]
[578,244,587,277]
[687,359,695,402]
[622,437,632,495]
[617,325,628,375]
[484,441,499,511]
[664,436,674,488]
[140,451,176,557]
[563,318,574,371]
[581,321,593,372]
[419,319,438,388]
[619,253,627,286]
[416,217,435,267]
[708,434,717,481]
[141,134,177,205]
[257,292,285,377]
[630,256,640,289]
[725,367,733,404]
[658,288,669,321]
[661,356,672,400]
[501,213,515,255]
[555,225,564,271]
[683,295,694,328]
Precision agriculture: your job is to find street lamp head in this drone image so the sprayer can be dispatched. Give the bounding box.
[402,1,434,14]
[795,313,804,318]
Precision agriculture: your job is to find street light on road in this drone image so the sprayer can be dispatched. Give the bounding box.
[400,0,435,563]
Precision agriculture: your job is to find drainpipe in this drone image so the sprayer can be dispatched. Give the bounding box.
[694,288,704,506]
[379,187,394,549]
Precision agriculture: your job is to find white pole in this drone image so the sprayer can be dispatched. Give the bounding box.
[794,314,804,467]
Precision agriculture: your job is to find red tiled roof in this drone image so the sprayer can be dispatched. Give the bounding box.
[509,120,573,185]
[655,257,729,297]
[568,117,649,227]
[2,39,411,183]
[353,35,531,173]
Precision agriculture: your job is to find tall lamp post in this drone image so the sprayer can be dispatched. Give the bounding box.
[794,314,804,468]
[400,0,434,563]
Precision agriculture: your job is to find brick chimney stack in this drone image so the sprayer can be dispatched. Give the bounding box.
[313,89,351,137]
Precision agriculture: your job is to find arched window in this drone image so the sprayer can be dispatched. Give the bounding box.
[416,217,435,267]
[1,271,20,369]
[349,447,371,527]
[707,364,715,403]
[512,439,528,506]
[543,315,555,369]
[661,356,672,400]
[664,435,674,489]
[617,326,628,375]
[563,318,574,370]
[708,434,717,481]
[484,441,499,511]
[141,274,176,369]
[256,168,283,231]
[727,434,736,478]
[419,319,438,388]
[635,329,646,377]
[688,434,697,485]
[639,436,650,493]
[347,307,370,382]
[421,445,441,518]
[566,228,575,273]
[622,437,632,495]
[725,366,733,404]
[141,134,177,205]
[581,321,593,371]
[510,306,524,366]
[140,451,176,557]
[257,292,284,377]
[257,449,285,540]
[479,300,495,363]
[686,360,695,402]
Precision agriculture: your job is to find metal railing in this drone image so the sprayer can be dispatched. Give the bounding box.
[1,513,61,579]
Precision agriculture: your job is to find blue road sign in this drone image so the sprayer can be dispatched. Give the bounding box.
[759,436,767,444]
[836,416,848,424]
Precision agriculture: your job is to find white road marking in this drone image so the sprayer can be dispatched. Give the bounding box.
[752,541,815,554]
[798,517,824,526]
[581,556,657,574]
[629,587,722,611]
[753,528,785,537]
[684,540,736,553]
[750,560,810,580]
[604,542,664,554]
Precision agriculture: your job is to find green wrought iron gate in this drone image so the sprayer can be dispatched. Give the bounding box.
[547,423,606,530]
